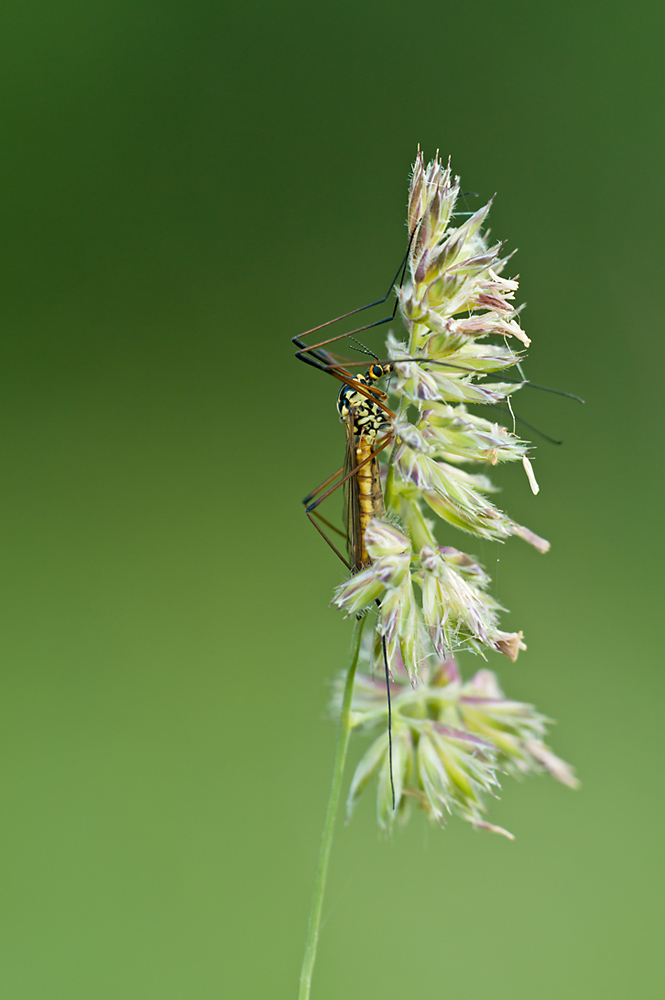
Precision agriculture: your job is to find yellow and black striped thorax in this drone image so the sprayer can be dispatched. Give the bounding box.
[337,364,392,440]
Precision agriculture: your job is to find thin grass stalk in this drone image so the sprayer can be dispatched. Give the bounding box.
[298,616,366,1000]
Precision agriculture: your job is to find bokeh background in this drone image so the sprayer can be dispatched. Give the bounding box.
[1,2,663,997]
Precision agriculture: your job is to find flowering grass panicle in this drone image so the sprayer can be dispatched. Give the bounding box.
[297,151,578,1000]
[336,648,578,833]
[331,150,577,835]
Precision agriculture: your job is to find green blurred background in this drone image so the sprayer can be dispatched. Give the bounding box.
[0,1,662,997]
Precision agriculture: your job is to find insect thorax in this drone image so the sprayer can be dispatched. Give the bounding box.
[337,365,392,440]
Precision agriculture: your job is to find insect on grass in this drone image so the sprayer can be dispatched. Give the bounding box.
[295,150,582,1000]
[294,148,583,824]
[293,276,407,805]
[292,184,581,813]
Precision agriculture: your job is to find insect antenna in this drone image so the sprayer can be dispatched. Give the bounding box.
[347,337,379,360]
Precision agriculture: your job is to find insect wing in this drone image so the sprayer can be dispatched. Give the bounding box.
[342,413,363,572]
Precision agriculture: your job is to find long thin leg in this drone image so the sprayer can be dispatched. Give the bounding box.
[372,355,585,403]
[292,228,416,374]
[304,431,393,516]
[302,466,344,507]
[290,240,416,421]
[308,509,346,541]
[306,511,351,571]
[291,337,398,420]
[294,236,411,353]
[299,350,584,405]
[482,404,563,445]
[293,313,397,366]
[302,430,394,572]
[295,358,396,425]
[381,633,395,811]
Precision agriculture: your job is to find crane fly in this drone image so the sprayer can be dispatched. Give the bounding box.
[300,354,398,808]
[300,362,394,571]
[292,240,583,812]
[338,364,394,570]
[293,268,407,810]
[292,237,415,568]
[293,246,583,571]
